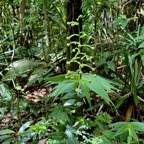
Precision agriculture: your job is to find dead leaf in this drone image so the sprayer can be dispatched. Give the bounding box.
[38,138,48,144]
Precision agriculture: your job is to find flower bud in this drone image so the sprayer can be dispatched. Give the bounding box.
[92,68,95,71]
[79,15,83,19]
[67,22,70,25]
[91,47,95,50]
[66,37,70,40]
[67,43,70,47]
[72,49,76,52]
[66,61,70,65]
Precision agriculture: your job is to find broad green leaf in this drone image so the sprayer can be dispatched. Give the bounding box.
[48,132,65,140]
[128,127,138,142]
[94,75,115,90]
[64,99,76,106]
[127,136,132,144]
[0,135,11,140]
[137,34,144,40]
[0,130,15,135]
[62,93,75,99]
[103,52,110,58]
[52,81,75,98]
[2,137,14,144]
[121,20,128,29]
[130,122,144,131]
[75,102,83,107]
[18,121,33,133]
[107,61,115,71]
[51,125,66,132]
[83,74,112,104]
[141,54,144,66]
[114,125,128,137]
[86,80,110,104]
[139,42,144,48]
[65,130,73,138]
[113,18,122,27]
[115,96,128,110]
[134,60,141,86]
[110,122,126,130]
[66,138,79,144]
[133,93,139,105]
[128,33,134,41]
[103,130,114,139]
[101,136,113,144]
[82,82,91,106]
[97,59,106,67]
[46,74,65,83]
[113,16,128,29]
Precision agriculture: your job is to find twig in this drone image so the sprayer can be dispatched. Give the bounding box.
[138,96,144,103]
[96,104,104,116]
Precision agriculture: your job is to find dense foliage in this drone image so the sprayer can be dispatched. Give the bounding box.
[1,0,144,143]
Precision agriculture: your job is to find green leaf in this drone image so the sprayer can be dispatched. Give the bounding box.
[127,136,132,144]
[83,74,112,104]
[121,20,128,29]
[100,136,113,144]
[64,99,76,106]
[137,34,144,40]
[95,76,115,90]
[46,74,65,83]
[110,122,126,130]
[82,82,91,107]
[87,81,110,103]
[113,16,128,29]
[114,125,128,137]
[50,106,70,122]
[62,93,75,99]
[66,138,79,144]
[0,130,15,135]
[97,59,106,67]
[18,121,33,133]
[65,130,73,138]
[139,42,144,48]
[52,81,75,99]
[51,125,66,132]
[113,18,122,27]
[103,130,114,139]
[128,127,138,142]
[0,135,12,141]
[107,61,115,71]
[130,122,144,131]
[115,96,128,110]
[48,132,65,140]
[103,52,110,59]
[2,138,14,144]
[133,93,139,106]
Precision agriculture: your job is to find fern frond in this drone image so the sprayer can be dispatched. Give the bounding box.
[6,59,47,75]
[50,105,70,123]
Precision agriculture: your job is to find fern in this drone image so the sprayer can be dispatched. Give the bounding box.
[50,104,70,123]
[6,59,47,75]
[3,59,49,81]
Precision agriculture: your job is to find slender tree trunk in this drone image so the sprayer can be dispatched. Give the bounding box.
[43,0,51,62]
[66,0,82,71]
[19,0,33,56]
[20,0,26,42]
[43,0,50,47]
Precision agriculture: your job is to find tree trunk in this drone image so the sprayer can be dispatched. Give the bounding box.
[66,0,82,71]
[20,0,26,43]
[43,0,51,62]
